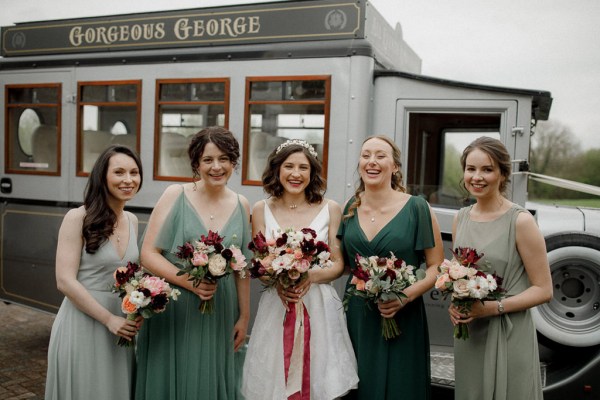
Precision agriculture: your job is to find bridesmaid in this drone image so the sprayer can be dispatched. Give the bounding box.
[135,126,251,400]
[242,139,358,399]
[337,135,444,400]
[449,136,552,400]
[45,145,143,400]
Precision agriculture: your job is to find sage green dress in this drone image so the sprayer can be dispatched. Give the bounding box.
[45,217,138,400]
[135,188,252,400]
[337,196,435,400]
[453,204,543,400]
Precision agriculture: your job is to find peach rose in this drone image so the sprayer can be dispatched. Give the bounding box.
[121,295,138,314]
[435,273,452,290]
[351,276,366,291]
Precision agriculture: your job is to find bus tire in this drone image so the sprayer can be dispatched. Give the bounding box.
[531,232,600,348]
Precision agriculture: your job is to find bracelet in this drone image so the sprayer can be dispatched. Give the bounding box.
[497,300,505,314]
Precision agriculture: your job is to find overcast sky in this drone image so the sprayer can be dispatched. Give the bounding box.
[2,0,599,149]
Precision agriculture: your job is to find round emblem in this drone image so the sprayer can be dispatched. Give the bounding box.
[325,9,347,31]
[11,32,27,49]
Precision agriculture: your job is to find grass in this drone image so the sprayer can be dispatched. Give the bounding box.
[529,198,600,209]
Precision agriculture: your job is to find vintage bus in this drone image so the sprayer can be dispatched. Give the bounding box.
[1,0,599,397]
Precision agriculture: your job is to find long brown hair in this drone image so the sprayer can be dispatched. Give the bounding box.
[83,145,143,254]
[345,135,405,218]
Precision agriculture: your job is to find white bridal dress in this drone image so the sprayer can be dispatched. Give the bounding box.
[242,201,359,400]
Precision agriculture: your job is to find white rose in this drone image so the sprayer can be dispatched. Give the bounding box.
[208,254,228,276]
[452,279,471,299]
[467,276,490,299]
[130,290,151,307]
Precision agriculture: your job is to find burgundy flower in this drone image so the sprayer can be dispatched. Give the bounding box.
[352,265,370,282]
[275,233,288,248]
[393,259,405,269]
[301,228,317,239]
[201,230,224,247]
[150,293,169,311]
[249,231,269,253]
[452,247,484,267]
[249,259,266,279]
[176,242,195,259]
[315,241,330,254]
[221,248,233,261]
[301,238,316,255]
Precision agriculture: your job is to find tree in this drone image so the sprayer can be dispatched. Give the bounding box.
[529,119,583,199]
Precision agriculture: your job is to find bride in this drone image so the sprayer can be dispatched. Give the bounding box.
[242,139,358,400]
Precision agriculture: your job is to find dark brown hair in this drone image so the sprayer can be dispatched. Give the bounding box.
[262,142,325,204]
[460,136,511,195]
[83,145,143,254]
[345,135,405,218]
[188,126,240,181]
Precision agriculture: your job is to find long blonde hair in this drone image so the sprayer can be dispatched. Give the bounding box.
[345,135,405,219]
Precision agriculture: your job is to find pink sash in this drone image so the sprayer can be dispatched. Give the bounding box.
[283,300,311,399]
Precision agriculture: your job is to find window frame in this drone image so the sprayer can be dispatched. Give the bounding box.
[76,80,141,177]
[242,75,331,186]
[4,83,62,176]
[154,78,230,182]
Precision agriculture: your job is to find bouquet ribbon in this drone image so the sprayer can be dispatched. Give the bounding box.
[283,300,311,400]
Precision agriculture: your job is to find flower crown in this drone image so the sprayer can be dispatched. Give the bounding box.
[275,139,318,159]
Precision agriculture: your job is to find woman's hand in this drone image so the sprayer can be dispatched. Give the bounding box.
[378,297,407,318]
[276,276,312,311]
[232,316,249,352]
[105,314,139,341]
[448,301,493,325]
[191,279,218,300]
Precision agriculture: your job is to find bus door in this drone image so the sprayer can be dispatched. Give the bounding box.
[1,70,74,312]
[393,98,519,352]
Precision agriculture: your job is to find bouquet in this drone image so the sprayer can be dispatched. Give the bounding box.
[175,230,247,314]
[247,227,332,398]
[344,253,425,340]
[247,228,333,287]
[435,247,504,340]
[111,261,180,347]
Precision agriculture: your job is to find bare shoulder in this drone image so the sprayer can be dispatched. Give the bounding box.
[237,193,251,214]
[325,198,342,214]
[516,207,538,230]
[64,206,86,224]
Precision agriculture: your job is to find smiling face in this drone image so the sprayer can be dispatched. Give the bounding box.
[463,148,505,199]
[105,153,141,203]
[278,151,311,195]
[358,137,399,188]
[196,141,233,187]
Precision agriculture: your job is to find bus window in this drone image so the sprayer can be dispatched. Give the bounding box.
[406,112,500,207]
[77,81,141,175]
[242,76,331,185]
[5,84,61,175]
[155,79,229,180]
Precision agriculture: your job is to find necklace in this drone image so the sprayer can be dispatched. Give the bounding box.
[210,214,215,220]
[289,204,298,210]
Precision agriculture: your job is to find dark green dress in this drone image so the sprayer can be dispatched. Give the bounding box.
[337,195,434,400]
[135,188,252,400]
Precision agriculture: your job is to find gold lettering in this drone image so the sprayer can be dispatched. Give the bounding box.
[119,25,130,41]
[248,16,260,33]
[69,26,83,46]
[155,23,165,39]
[193,20,204,37]
[206,19,219,36]
[130,24,142,41]
[233,17,247,36]
[174,18,191,40]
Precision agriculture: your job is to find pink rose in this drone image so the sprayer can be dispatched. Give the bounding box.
[448,262,468,280]
[435,273,452,290]
[229,247,247,271]
[351,276,366,291]
[453,279,470,299]
[192,251,209,267]
[142,276,165,296]
[293,249,303,260]
[295,259,311,273]
[288,268,301,281]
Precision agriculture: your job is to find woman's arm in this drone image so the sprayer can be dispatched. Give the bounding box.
[233,195,251,352]
[309,200,345,284]
[450,210,553,323]
[56,207,137,341]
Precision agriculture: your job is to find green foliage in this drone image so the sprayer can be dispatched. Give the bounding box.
[529,119,600,200]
